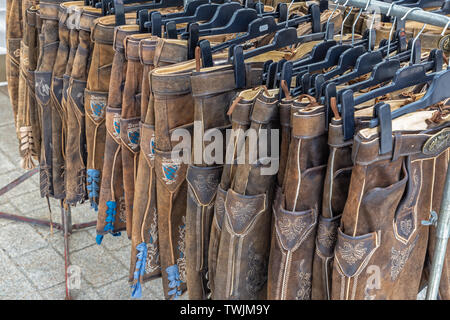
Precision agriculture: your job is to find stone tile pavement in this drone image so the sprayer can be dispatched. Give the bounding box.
[0,86,173,300]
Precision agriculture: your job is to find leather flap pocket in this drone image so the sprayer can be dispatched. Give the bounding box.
[225,189,266,235]
[35,71,53,106]
[154,149,188,193]
[335,228,380,278]
[186,165,223,206]
[274,199,317,252]
[315,214,341,258]
[85,89,107,124]
[140,122,156,168]
[105,107,122,144]
[120,117,140,153]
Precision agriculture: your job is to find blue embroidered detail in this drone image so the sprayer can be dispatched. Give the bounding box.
[96,201,121,245]
[114,120,120,135]
[166,264,182,299]
[90,101,104,118]
[96,234,103,245]
[86,169,100,211]
[163,164,179,181]
[128,130,139,145]
[131,242,147,298]
[150,138,155,155]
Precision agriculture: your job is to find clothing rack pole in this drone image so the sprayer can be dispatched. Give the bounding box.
[333,0,450,300]
[334,0,450,28]
[426,158,450,300]
[0,167,97,300]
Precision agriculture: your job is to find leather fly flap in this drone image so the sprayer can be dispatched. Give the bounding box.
[224,189,266,236]
[335,228,380,278]
[186,165,223,206]
[274,199,317,252]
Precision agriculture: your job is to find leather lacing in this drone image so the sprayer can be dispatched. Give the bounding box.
[40,165,52,197]
[425,98,450,125]
[19,126,37,170]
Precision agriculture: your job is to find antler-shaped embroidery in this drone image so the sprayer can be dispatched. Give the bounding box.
[193,174,218,193]
[339,242,367,265]
[278,216,307,242]
[230,202,255,225]
[317,223,338,249]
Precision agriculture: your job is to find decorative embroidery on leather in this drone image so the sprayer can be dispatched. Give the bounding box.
[149,134,155,160]
[278,216,307,242]
[400,219,413,237]
[127,123,140,150]
[193,173,219,194]
[317,223,338,249]
[246,241,267,297]
[390,236,418,281]
[36,78,50,98]
[162,159,181,185]
[230,202,256,226]
[339,242,368,265]
[113,114,121,138]
[89,95,106,121]
[177,216,187,283]
[295,272,312,300]
[146,209,160,274]
[215,195,225,229]
[118,196,126,222]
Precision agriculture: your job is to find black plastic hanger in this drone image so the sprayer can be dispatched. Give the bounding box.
[203,3,292,53]
[340,48,444,140]
[230,3,330,61]
[138,0,223,32]
[370,66,450,154]
[372,66,450,126]
[231,15,334,89]
[150,3,221,37]
[433,0,450,13]
[182,2,243,32]
[112,0,185,26]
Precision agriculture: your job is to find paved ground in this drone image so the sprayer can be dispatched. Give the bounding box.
[0,86,170,300]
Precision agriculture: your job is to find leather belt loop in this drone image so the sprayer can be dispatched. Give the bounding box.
[91,20,99,43]
[123,36,129,60]
[392,132,402,162]
[139,40,145,65]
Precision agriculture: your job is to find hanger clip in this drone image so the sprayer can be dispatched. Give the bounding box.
[234,45,246,89]
[199,40,214,68]
[188,23,200,60]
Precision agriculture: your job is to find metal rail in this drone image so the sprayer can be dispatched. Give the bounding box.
[334,0,450,28]
[426,158,450,300]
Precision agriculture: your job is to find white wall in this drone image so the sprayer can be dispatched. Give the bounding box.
[0,0,5,55]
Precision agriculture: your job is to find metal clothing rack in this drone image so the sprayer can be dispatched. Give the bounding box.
[334,0,450,28]
[0,167,96,300]
[332,0,450,300]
